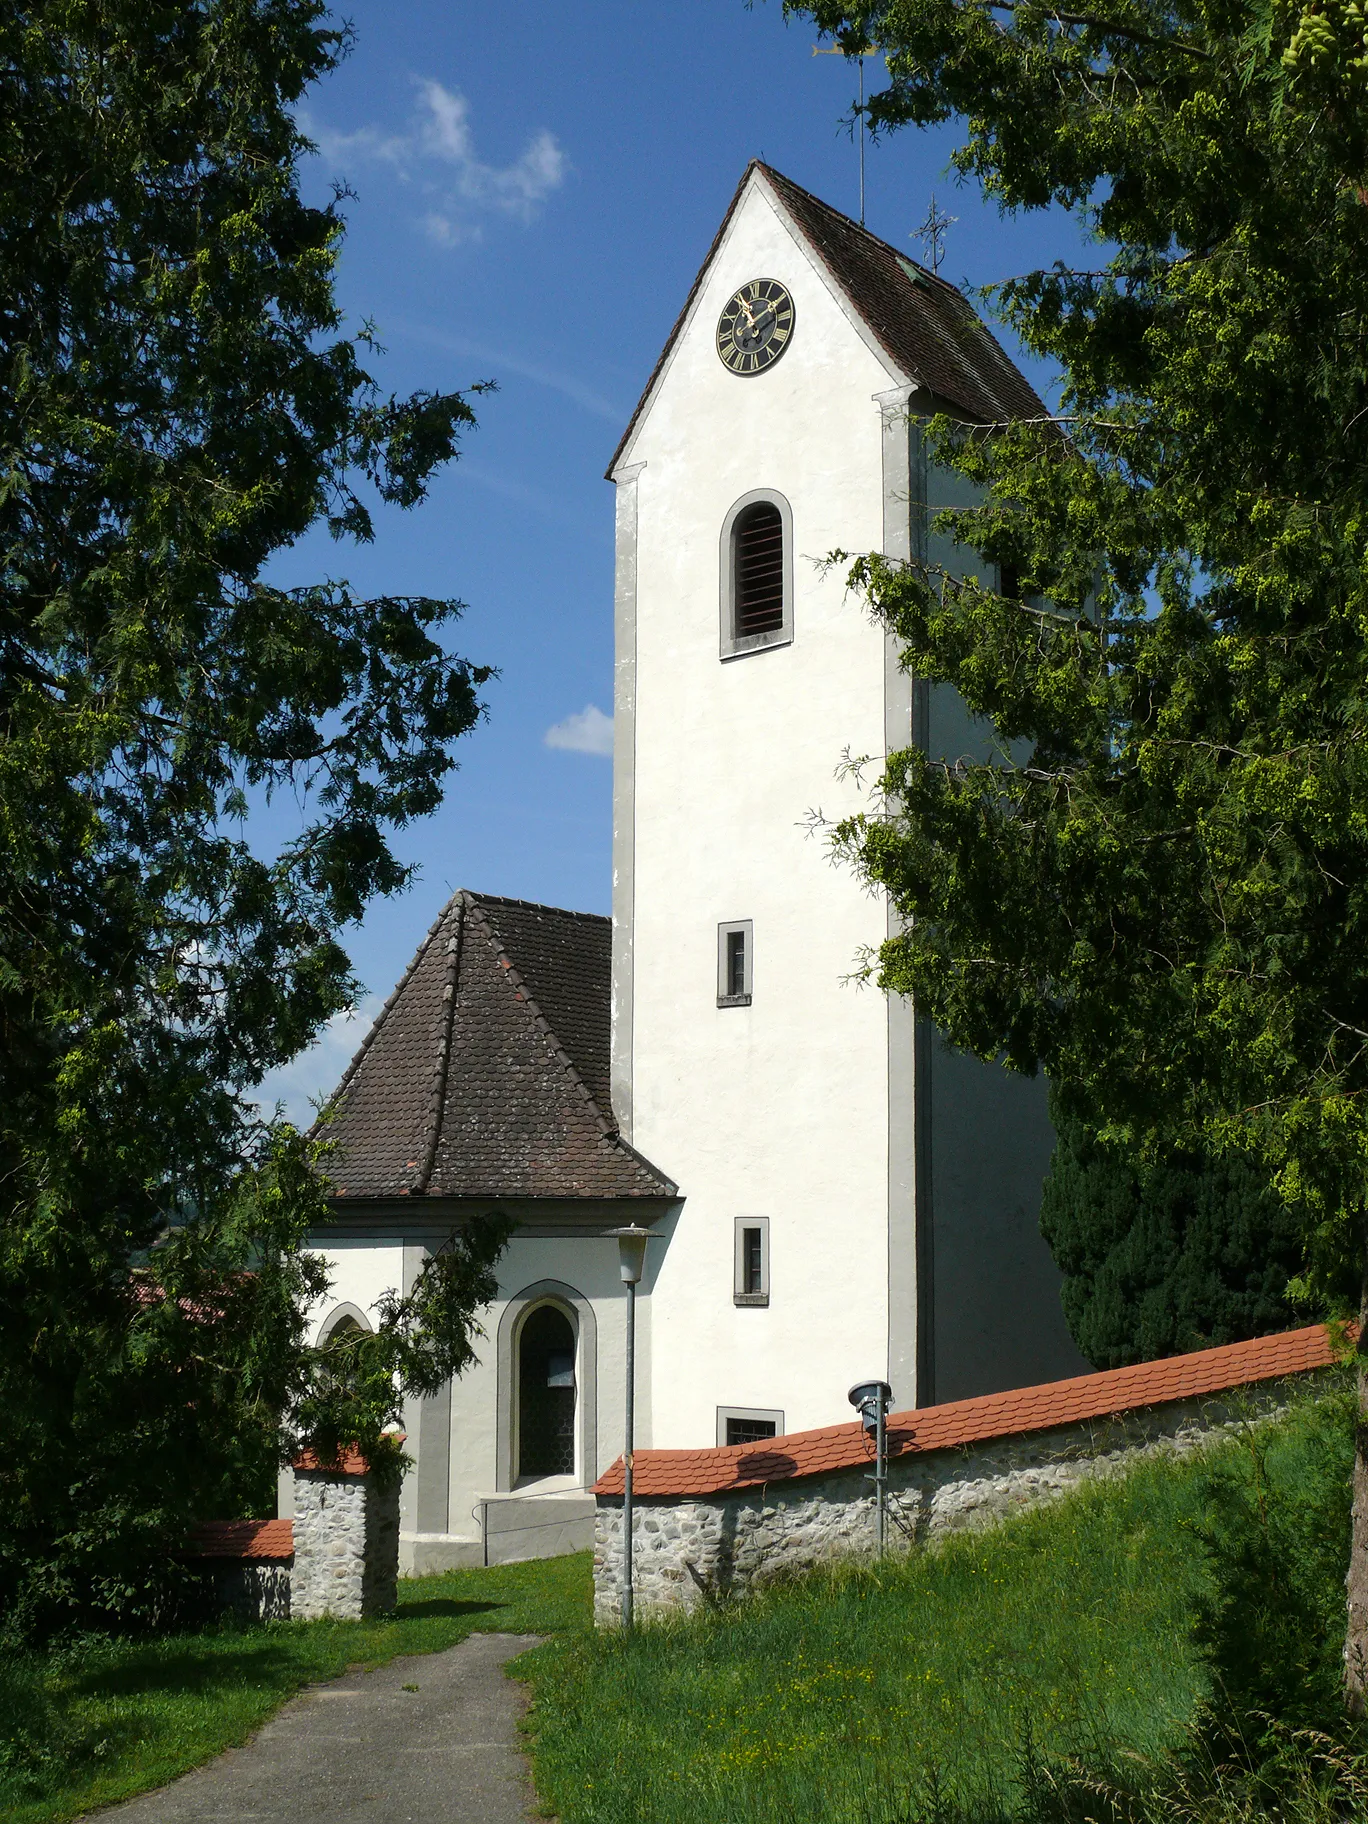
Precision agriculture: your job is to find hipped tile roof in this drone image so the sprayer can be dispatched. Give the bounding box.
[321,892,675,1203]
[608,160,1047,476]
[595,1324,1340,1499]
[185,1518,294,1561]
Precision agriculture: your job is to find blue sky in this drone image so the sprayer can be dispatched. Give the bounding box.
[257,0,1091,1121]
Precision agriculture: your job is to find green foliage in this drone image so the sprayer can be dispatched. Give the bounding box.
[1190,1392,1356,1742]
[519,1400,1357,1824]
[0,1,494,1636]
[783,0,1368,1292]
[1040,1104,1304,1367]
[0,1553,589,1821]
[291,1211,512,1482]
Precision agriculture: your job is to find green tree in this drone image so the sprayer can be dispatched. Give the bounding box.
[0,0,499,1635]
[788,0,1368,1700]
[1040,1106,1303,1368]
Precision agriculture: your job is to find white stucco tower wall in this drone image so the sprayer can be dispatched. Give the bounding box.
[611,171,905,1445]
[609,164,1087,1449]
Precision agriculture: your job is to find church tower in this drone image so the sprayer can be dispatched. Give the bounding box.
[608,163,1087,1449]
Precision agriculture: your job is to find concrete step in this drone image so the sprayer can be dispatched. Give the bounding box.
[401,1491,596,1575]
[479,1491,596,1566]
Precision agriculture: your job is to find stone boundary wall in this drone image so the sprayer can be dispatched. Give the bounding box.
[291,1467,396,1621]
[198,1558,292,1623]
[593,1376,1326,1625]
[186,1456,401,1622]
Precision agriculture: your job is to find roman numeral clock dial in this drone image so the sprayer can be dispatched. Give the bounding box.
[716,278,795,375]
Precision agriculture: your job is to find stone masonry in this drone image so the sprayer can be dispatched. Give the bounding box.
[291,1463,401,1621]
[594,1373,1334,1625]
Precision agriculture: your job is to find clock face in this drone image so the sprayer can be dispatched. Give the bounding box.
[716,278,795,376]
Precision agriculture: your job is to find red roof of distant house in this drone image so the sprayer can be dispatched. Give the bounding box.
[185,1518,294,1560]
[292,1444,373,1476]
[595,1324,1341,1500]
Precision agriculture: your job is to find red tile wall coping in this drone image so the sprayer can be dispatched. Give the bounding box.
[185,1518,294,1561]
[594,1325,1343,1500]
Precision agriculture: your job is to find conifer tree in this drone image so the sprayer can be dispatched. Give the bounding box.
[0,0,499,1634]
[790,0,1368,1700]
[1040,1110,1303,1368]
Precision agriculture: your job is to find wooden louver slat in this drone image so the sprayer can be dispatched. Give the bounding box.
[734,502,785,636]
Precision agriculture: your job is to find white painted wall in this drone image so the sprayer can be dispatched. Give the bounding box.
[443,1232,644,1536]
[309,1230,646,1547]
[307,1237,406,1343]
[620,176,901,1445]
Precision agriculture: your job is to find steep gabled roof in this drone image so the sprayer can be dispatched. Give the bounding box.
[319,892,676,1203]
[608,160,1047,477]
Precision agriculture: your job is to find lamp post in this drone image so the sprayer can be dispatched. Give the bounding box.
[848,1379,893,1557]
[607,1223,651,1628]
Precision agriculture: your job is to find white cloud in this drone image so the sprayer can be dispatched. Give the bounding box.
[251,995,384,1130]
[545,704,614,757]
[302,81,566,244]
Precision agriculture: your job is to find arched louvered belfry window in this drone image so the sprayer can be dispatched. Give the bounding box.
[734,502,784,634]
[720,489,794,659]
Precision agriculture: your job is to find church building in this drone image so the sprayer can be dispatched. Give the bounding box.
[297,163,1088,1572]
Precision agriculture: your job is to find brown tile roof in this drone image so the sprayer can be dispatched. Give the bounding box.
[594,1324,1340,1499]
[321,892,676,1203]
[185,1518,294,1561]
[608,160,1047,477]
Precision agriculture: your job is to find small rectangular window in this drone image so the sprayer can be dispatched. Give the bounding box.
[727,1416,777,1446]
[733,1215,769,1305]
[717,920,753,1007]
[717,1406,785,1446]
[727,930,746,999]
[742,1226,763,1294]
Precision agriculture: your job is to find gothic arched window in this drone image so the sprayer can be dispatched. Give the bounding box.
[517,1303,577,1480]
[720,490,794,659]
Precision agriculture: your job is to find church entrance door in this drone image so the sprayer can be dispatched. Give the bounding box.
[517,1304,576,1479]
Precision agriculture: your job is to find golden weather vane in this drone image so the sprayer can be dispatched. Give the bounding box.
[812,39,880,228]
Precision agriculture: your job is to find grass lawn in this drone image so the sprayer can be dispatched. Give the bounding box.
[2,1396,1353,1824]
[0,1552,590,1824]
[515,1395,1355,1824]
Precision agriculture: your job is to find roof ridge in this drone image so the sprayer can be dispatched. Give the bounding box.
[758,167,991,413]
[462,899,676,1195]
[414,897,465,1193]
[755,162,959,298]
[465,890,610,926]
[310,898,456,1141]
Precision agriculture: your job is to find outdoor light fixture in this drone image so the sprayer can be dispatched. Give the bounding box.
[848,1378,894,1557]
[848,1379,893,1435]
[610,1223,651,1285]
[606,1224,655,1628]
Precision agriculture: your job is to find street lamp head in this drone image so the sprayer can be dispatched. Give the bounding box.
[606,1223,653,1285]
[848,1379,893,1435]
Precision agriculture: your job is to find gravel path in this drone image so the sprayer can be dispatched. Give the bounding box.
[98,1631,545,1824]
